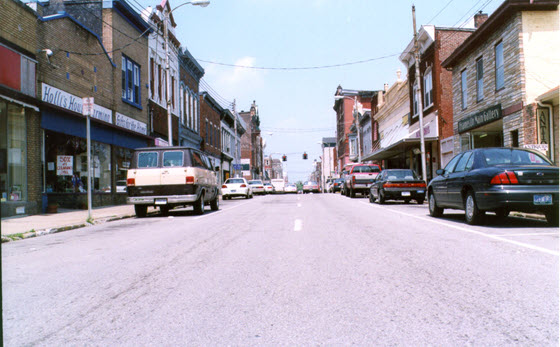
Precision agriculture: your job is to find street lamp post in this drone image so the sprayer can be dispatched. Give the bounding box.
[164,0,210,146]
[334,95,361,163]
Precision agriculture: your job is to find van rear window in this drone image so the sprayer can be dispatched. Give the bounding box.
[138,152,158,168]
[163,151,183,167]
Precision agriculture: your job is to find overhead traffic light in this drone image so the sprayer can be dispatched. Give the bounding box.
[303,152,308,160]
[282,155,287,161]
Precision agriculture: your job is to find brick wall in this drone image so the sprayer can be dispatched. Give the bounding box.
[0,0,38,56]
[240,111,252,160]
[200,95,222,158]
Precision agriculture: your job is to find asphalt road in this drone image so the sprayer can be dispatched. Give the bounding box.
[2,193,558,346]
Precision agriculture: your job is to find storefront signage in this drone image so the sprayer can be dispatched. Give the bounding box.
[57,155,73,176]
[523,144,548,154]
[458,104,502,133]
[116,113,148,135]
[42,83,112,124]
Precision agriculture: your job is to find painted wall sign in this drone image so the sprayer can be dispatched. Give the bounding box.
[116,112,148,135]
[42,83,112,124]
[458,104,502,133]
[57,155,73,176]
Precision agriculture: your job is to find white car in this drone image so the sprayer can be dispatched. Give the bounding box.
[285,183,297,193]
[248,180,266,195]
[264,183,275,194]
[222,178,253,200]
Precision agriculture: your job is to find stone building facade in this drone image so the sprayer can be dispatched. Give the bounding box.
[442,0,559,163]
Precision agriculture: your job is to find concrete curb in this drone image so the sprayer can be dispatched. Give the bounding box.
[1,211,157,243]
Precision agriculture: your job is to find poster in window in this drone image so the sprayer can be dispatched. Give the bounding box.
[57,155,73,176]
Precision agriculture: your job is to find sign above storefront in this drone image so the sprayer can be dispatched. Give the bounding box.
[42,83,112,124]
[116,112,147,135]
[458,104,502,133]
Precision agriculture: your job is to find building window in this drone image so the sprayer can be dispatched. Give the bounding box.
[495,41,504,91]
[412,82,419,118]
[511,130,519,147]
[476,57,484,102]
[423,69,433,108]
[461,69,468,109]
[21,56,36,97]
[122,55,141,107]
[0,101,27,202]
[158,64,162,102]
[150,57,155,99]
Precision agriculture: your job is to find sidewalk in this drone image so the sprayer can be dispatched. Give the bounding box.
[1,205,157,242]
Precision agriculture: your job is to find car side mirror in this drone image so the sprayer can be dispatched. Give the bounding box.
[436,169,444,176]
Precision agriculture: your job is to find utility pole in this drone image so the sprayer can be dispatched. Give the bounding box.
[164,10,173,146]
[412,5,428,183]
[233,99,238,177]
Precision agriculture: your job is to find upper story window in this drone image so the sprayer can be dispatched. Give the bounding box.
[461,69,468,110]
[150,57,155,99]
[122,55,141,108]
[495,41,504,91]
[476,57,484,102]
[423,69,433,108]
[412,81,419,118]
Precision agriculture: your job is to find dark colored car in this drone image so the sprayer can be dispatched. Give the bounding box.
[331,178,344,193]
[369,169,426,204]
[427,147,559,226]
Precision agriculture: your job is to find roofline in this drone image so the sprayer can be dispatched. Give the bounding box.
[200,91,223,114]
[442,0,559,68]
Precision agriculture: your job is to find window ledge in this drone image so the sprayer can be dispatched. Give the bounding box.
[122,98,142,110]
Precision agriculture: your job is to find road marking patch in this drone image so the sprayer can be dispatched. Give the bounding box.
[294,219,303,231]
[359,201,559,256]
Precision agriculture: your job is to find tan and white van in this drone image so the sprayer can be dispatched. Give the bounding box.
[126,147,219,217]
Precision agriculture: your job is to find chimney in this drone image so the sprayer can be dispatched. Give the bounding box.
[474,11,488,28]
[384,83,389,93]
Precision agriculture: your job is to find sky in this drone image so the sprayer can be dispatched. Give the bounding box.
[137,0,503,183]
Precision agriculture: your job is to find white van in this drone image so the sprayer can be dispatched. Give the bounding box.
[271,178,285,194]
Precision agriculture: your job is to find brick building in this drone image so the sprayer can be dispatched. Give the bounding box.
[178,47,204,149]
[239,101,263,180]
[442,0,559,164]
[399,25,475,181]
[333,86,375,173]
[199,92,222,173]
[0,0,40,216]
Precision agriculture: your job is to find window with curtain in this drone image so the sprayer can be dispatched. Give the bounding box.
[476,57,484,102]
[495,42,504,90]
[423,69,433,108]
[461,69,468,109]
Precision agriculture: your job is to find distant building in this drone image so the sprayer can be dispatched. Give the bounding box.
[319,137,337,191]
[239,101,263,179]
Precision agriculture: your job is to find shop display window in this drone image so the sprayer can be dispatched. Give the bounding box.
[115,146,133,192]
[45,131,111,193]
[0,101,27,202]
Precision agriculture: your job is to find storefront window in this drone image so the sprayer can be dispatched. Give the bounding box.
[0,101,27,202]
[115,146,133,192]
[45,130,111,193]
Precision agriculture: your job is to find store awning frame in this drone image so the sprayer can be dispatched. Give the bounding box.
[362,137,439,162]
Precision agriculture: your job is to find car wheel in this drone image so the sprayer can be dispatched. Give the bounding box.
[369,192,376,203]
[416,198,424,205]
[404,199,410,204]
[494,208,509,219]
[465,191,483,225]
[545,209,559,227]
[134,205,147,218]
[350,188,356,198]
[160,205,170,216]
[194,193,205,215]
[246,192,250,199]
[210,194,219,211]
[378,190,385,204]
[250,193,254,199]
[428,192,443,217]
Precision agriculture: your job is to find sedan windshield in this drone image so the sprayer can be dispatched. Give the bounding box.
[353,165,380,173]
[482,148,551,166]
[226,179,245,184]
[385,170,419,181]
[248,180,263,185]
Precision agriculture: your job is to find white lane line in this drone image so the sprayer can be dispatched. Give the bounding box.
[359,201,559,256]
[193,200,252,220]
[294,219,303,231]
[494,232,559,237]
[297,203,302,208]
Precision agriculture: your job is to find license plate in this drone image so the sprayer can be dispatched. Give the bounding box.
[534,194,552,205]
[155,198,167,205]
[401,191,411,196]
[417,190,425,194]
[231,190,236,193]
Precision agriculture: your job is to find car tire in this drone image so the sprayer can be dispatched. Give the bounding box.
[416,198,424,205]
[350,188,356,198]
[378,190,385,204]
[246,192,250,199]
[134,205,147,218]
[194,193,205,215]
[160,205,170,216]
[428,192,443,217]
[210,194,219,211]
[369,192,376,203]
[465,191,483,225]
[545,209,559,227]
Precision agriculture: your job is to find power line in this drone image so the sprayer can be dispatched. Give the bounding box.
[427,0,457,23]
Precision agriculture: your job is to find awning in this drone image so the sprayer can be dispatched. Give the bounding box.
[362,137,438,162]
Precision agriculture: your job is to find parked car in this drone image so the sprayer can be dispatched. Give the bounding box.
[285,183,298,193]
[330,178,344,193]
[271,178,285,193]
[369,169,426,204]
[264,183,275,194]
[248,180,266,195]
[127,147,219,217]
[222,178,253,200]
[427,147,559,226]
[343,163,382,198]
[303,181,320,193]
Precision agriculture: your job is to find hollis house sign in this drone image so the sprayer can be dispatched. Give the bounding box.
[458,104,502,133]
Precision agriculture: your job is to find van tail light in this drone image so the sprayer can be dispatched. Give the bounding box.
[240,184,247,188]
[186,176,195,184]
[222,185,227,189]
[127,178,135,186]
[490,171,519,185]
[352,176,356,186]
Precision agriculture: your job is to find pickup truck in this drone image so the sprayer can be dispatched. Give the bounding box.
[342,163,381,198]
